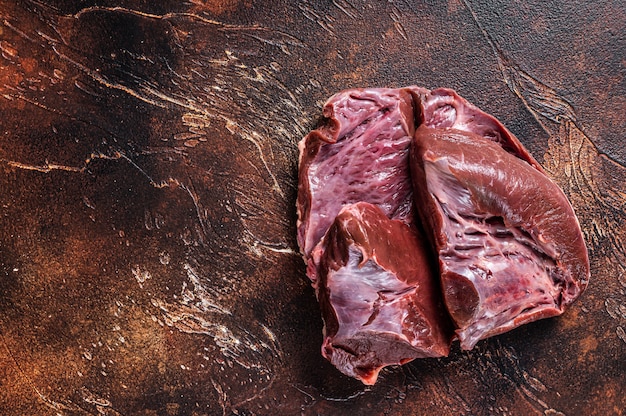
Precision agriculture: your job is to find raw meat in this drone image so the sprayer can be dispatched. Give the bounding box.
[296,87,453,383]
[296,86,540,269]
[317,202,453,385]
[410,126,590,350]
[297,85,589,383]
[412,87,543,170]
[296,87,421,276]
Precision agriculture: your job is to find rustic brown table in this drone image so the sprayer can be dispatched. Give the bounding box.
[0,1,624,414]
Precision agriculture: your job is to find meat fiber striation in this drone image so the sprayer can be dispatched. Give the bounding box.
[297,86,589,384]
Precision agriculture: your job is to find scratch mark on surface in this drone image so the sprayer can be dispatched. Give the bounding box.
[80,387,113,409]
[0,151,122,173]
[242,228,299,257]
[118,152,159,186]
[54,46,287,196]
[390,6,408,41]
[0,40,19,59]
[225,30,304,56]
[462,1,569,129]
[289,382,370,411]
[332,0,359,19]
[181,263,231,315]
[0,149,184,194]
[64,4,308,65]
[211,378,228,416]
[290,383,316,402]
[322,389,369,402]
[3,5,308,201]
[495,344,562,414]
[298,3,337,37]
[178,181,210,241]
[151,296,277,371]
[145,261,282,376]
[2,18,38,43]
[259,245,299,255]
[1,159,84,173]
[70,5,306,51]
[131,265,152,289]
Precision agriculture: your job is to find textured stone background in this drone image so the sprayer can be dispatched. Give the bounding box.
[0,1,624,415]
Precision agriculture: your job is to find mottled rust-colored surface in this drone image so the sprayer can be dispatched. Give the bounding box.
[0,1,624,415]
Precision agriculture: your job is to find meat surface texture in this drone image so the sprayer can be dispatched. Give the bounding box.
[296,87,422,274]
[317,202,453,385]
[410,126,590,350]
[297,85,589,383]
[413,87,543,171]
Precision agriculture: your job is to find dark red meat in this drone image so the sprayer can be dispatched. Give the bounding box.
[410,126,590,349]
[317,202,453,385]
[296,86,538,270]
[297,87,421,277]
[297,86,589,383]
[413,87,543,170]
[297,88,453,383]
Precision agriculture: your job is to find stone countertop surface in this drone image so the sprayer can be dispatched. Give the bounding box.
[0,1,624,415]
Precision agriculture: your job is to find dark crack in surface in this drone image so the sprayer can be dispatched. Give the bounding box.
[0,0,624,414]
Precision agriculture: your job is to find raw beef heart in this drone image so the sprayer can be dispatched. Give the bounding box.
[296,85,589,383]
[317,202,453,385]
[410,125,590,350]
